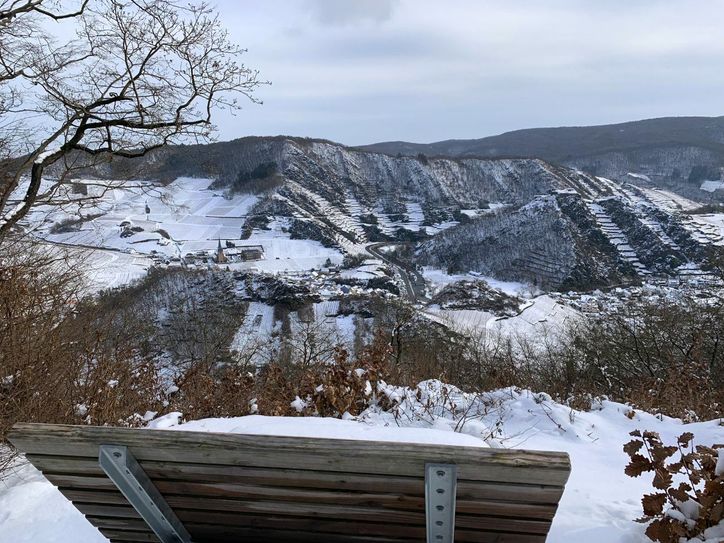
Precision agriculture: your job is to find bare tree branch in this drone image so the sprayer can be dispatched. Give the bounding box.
[0,0,267,239]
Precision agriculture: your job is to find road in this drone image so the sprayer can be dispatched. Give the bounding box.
[366,242,429,302]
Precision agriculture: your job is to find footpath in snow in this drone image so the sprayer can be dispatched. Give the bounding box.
[1,382,722,543]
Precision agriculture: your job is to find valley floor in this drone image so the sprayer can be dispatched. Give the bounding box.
[1,384,722,543]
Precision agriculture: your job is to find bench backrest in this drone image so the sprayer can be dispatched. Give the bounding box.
[9,423,570,543]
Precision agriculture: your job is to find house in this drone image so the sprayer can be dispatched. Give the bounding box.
[223,244,264,262]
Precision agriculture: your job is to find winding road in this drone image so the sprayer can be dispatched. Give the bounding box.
[366,242,429,302]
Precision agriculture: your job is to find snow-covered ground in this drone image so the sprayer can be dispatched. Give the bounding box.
[637,187,701,212]
[0,463,106,543]
[229,301,277,356]
[700,180,724,193]
[422,266,534,298]
[339,259,387,280]
[627,172,652,183]
[420,267,567,339]
[18,177,343,289]
[229,299,363,364]
[427,294,580,340]
[687,213,724,246]
[3,383,720,543]
[492,295,580,338]
[78,247,153,292]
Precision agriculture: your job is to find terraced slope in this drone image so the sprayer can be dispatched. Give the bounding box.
[71,136,724,291]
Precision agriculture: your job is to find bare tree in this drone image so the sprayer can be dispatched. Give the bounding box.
[286,317,340,368]
[0,0,265,238]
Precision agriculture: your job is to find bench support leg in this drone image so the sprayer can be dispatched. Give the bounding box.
[99,444,192,543]
[425,463,457,543]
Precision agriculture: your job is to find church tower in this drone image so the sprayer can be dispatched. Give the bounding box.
[215,239,227,264]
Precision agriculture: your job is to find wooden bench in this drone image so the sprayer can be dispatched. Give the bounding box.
[9,423,571,543]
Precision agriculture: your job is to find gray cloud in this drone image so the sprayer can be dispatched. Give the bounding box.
[215,0,724,146]
[304,0,398,25]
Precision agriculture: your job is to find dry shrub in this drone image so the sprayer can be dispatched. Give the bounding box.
[453,296,724,421]
[170,364,255,420]
[0,240,163,473]
[174,332,394,420]
[1,240,83,444]
[625,357,723,424]
[624,430,724,542]
[252,363,299,416]
[312,337,392,417]
[572,298,724,420]
[228,292,724,423]
[310,348,370,417]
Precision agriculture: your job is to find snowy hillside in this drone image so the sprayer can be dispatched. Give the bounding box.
[2,382,722,543]
[12,175,344,290]
[11,136,724,296]
[419,184,721,289]
[6,137,722,375]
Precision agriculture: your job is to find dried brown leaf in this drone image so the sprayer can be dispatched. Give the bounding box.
[624,438,644,456]
[642,492,667,516]
[677,432,694,447]
[626,453,653,477]
[652,469,673,490]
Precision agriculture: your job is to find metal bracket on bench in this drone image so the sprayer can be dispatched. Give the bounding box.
[425,463,457,543]
[99,444,192,543]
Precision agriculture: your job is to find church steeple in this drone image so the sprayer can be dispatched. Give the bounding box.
[215,238,227,263]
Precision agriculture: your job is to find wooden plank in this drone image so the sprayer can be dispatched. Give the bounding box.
[9,423,571,486]
[85,514,546,543]
[44,473,558,519]
[85,513,548,543]
[64,488,553,535]
[86,516,153,531]
[74,503,143,519]
[100,524,429,543]
[29,456,565,504]
[14,423,569,542]
[98,529,158,543]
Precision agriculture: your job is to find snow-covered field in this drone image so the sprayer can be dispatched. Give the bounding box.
[227,298,361,364]
[19,177,343,289]
[627,172,652,183]
[78,247,153,292]
[688,213,724,246]
[339,259,387,280]
[2,383,722,543]
[43,177,260,253]
[420,267,570,339]
[422,266,534,298]
[426,294,580,340]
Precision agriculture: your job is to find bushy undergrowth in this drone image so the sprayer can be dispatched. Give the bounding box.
[624,430,724,542]
[453,295,724,421]
[2,246,723,477]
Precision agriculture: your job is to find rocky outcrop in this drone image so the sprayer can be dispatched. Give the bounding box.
[431,280,522,316]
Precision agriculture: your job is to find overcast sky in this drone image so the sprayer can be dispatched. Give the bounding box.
[216,0,724,146]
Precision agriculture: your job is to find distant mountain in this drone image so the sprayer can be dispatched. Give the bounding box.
[359,117,724,198]
[360,117,724,160]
